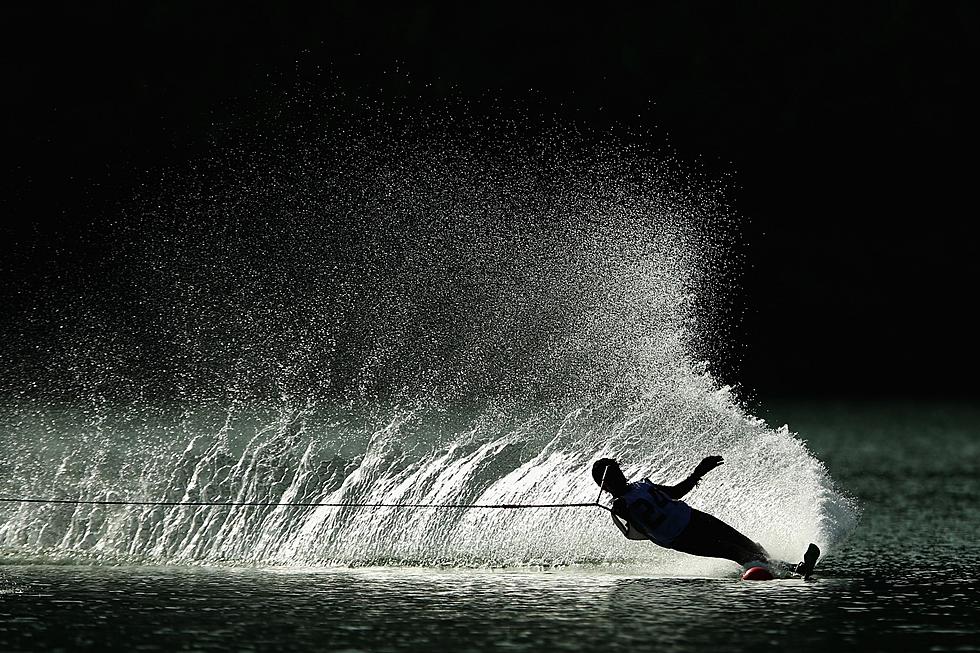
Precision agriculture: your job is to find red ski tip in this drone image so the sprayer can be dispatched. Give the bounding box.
[741,566,775,581]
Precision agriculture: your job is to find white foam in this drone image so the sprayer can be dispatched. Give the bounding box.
[0,102,858,571]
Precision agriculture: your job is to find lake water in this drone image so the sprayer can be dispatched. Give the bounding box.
[7,92,976,651]
[1,400,977,652]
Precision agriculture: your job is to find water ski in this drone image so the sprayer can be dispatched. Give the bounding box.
[741,565,775,581]
[742,561,776,580]
[740,543,821,581]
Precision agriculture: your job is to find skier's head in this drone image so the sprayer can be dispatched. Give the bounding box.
[592,458,628,496]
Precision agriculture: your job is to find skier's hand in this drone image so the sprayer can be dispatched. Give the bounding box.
[694,455,724,477]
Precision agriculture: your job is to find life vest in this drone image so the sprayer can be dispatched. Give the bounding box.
[614,480,692,546]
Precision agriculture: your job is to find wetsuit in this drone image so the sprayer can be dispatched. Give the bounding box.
[611,478,772,567]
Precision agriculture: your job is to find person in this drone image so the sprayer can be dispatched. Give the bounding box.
[592,456,820,578]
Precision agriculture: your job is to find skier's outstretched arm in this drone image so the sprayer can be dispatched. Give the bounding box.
[657,455,724,499]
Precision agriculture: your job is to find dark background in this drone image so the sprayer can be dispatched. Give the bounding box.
[2,2,976,400]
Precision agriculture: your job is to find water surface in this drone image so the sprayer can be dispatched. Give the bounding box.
[2,401,977,652]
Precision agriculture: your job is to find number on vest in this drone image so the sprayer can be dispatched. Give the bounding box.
[631,489,670,533]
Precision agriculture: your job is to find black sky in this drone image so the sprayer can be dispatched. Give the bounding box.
[2,2,977,399]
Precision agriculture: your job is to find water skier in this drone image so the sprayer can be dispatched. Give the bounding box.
[591,457,820,578]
